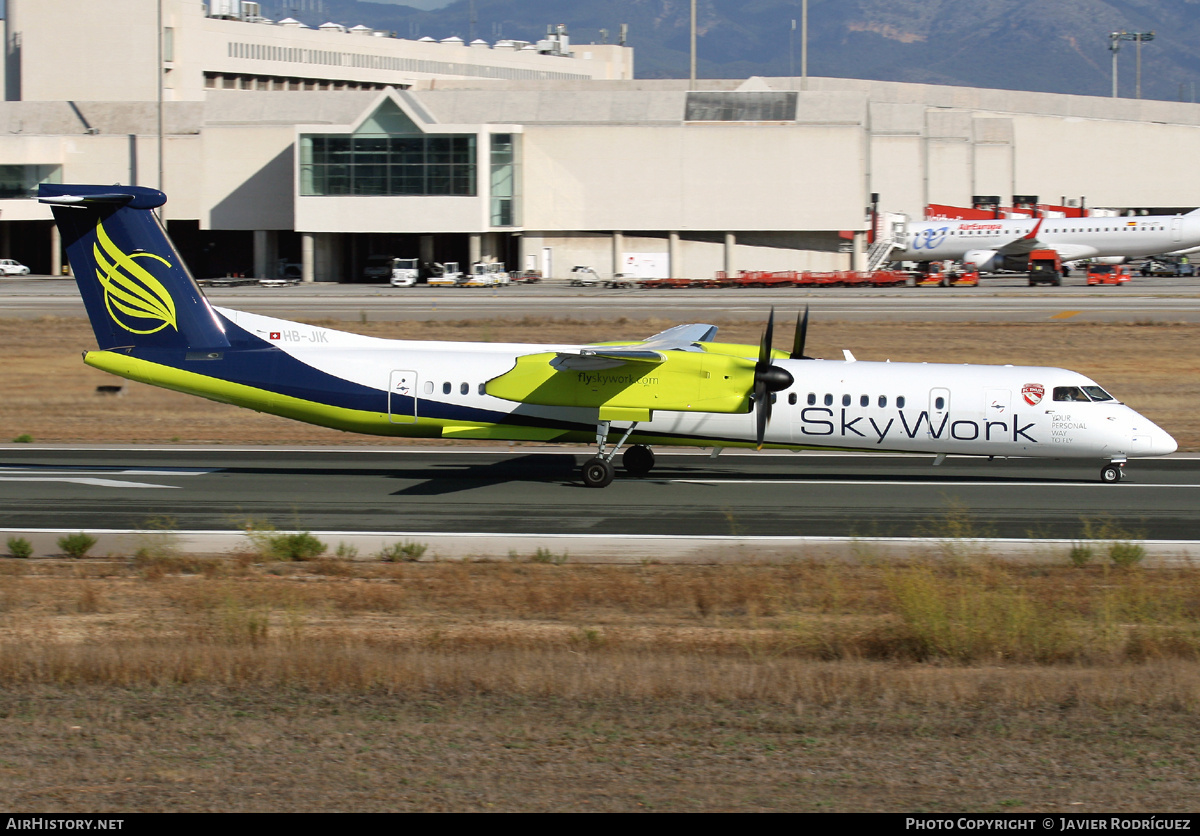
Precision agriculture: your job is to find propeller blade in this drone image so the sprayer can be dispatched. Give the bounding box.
[791,306,810,360]
[755,379,768,449]
[759,306,775,367]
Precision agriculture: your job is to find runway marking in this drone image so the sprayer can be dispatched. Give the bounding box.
[1051,311,1081,319]
[0,477,180,489]
[0,467,217,489]
[671,479,1200,488]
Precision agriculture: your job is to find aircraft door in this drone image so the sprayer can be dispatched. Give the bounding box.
[1172,216,1183,243]
[389,370,419,424]
[985,388,1010,418]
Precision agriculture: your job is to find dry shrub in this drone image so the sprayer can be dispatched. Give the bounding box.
[0,558,1197,698]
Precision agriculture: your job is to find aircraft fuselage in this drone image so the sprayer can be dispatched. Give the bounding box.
[898,212,1200,264]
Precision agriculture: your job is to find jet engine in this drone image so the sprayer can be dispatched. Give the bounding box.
[962,249,1002,272]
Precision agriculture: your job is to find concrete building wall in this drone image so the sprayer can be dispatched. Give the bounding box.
[521,123,867,233]
[524,232,847,280]
[1008,114,1200,208]
[201,124,294,229]
[5,0,632,104]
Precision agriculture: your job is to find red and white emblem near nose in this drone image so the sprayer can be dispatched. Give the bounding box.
[1022,383,1044,406]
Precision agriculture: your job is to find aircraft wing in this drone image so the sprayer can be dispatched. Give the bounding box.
[993,219,1046,257]
[1041,243,1099,261]
[553,322,718,370]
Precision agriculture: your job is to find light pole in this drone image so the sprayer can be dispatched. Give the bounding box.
[690,0,696,87]
[1109,31,1121,98]
[1130,32,1154,99]
[1109,31,1155,99]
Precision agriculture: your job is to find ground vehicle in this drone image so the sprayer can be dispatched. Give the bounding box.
[427,261,464,286]
[1141,257,1193,277]
[1027,249,1062,286]
[463,261,511,287]
[389,258,420,287]
[0,259,30,276]
[1086,263,1131,285]
[363,254,399,282]
[569,266,605,286]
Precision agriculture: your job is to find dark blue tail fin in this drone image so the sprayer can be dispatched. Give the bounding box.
[39,184,230,351]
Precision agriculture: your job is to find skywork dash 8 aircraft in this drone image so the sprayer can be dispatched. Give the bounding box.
[40,183,1177,487]
[897,209,1200,273]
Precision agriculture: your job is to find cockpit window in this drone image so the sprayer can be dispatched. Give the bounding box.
[1053,386,1091,402]
[1082,386,1115,402]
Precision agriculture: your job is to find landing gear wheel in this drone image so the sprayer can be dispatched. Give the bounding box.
[1100,465,1122,483]
[622,445,655,477]
[582,457,615,488]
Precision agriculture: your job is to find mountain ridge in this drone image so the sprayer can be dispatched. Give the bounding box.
[253,1,1200,102]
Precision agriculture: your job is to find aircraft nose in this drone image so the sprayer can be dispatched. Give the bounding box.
[1152,427,1178,456]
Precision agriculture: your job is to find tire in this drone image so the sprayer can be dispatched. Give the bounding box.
[622,445,655,477]
[582,457,615,488]
[1100,465,1121,483]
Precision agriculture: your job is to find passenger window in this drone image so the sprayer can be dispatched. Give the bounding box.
[842,394,851,407]
[897,396,906,408]
[1053,386,1090,402]
[442,382,451,395]
[460,382,469,395]
[935,396,945,410]
[423,380,433,395]
[860,395,869,407]
[824,393,833,406]
[478,383,486,396]
[807,393,816,406]
[788,393,797,405]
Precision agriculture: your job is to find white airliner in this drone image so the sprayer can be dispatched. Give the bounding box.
[896,210,1200,272]
[38,184,1177,487]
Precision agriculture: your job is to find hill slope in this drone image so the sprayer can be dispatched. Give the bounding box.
[256,0,1200,101]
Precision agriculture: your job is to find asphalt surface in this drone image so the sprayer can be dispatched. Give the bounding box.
[0,447,1196,540]
[5,274,1200,323]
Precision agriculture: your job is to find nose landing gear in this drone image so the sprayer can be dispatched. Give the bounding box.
[1100,457,1127,483]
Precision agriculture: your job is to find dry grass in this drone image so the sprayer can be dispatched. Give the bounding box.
[0,316,1196,448]
[3,557,1200,687]
[1,557,1200,811]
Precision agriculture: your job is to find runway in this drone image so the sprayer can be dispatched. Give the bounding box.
[1,447,1197,543]
[5,276,1200,323]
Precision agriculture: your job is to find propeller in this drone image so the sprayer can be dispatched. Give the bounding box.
[791,305,813,360]
[753,306,795,449]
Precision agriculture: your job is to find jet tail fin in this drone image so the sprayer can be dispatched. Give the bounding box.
[38,184,230,351]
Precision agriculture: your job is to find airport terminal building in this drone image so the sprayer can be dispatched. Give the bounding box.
[4,0,1200,281]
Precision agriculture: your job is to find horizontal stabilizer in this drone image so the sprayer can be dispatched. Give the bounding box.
[38,185,167,210]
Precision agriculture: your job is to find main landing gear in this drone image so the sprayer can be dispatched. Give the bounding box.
[1100,457,1127,483]
[581,421,655,487]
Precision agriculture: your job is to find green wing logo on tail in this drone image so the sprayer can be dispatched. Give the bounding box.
[93,221,178,334]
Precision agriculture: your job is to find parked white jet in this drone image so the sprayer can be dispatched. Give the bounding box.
[896,210,1200,271]
[39,184,1177,487]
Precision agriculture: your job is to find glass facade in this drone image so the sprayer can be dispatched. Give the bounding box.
[490,133,515,227]
[0,165,61,199]
[300,134,476,196]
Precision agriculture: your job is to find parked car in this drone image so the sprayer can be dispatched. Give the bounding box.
[0,259,30,276]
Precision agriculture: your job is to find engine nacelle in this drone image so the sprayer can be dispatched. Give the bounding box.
[1092,256,1127,265]
[962,249,1002,272]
